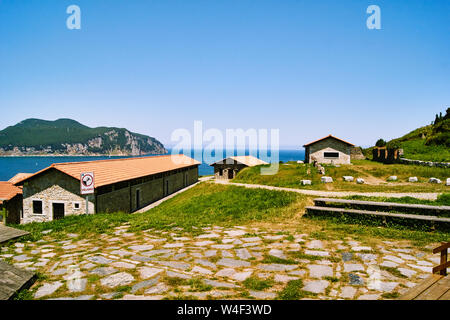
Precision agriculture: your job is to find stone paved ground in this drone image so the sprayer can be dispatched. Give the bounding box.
[0,224,442,300]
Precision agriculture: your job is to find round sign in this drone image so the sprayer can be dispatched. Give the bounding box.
[82,173,94,187]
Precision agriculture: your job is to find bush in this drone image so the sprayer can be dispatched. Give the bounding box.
[375,139,386,147]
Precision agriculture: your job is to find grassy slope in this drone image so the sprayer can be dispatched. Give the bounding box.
[364,116,450,162]
[233,160,449,192]
[11,183,449,247]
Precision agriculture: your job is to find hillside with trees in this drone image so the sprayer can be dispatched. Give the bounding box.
[0,119,167,156]
[365,108,450,162]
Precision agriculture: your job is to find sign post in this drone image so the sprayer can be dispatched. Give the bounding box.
[80,172,95,215]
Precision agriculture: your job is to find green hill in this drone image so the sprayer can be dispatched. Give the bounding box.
[366,108,450,162]
[0,118,167,156]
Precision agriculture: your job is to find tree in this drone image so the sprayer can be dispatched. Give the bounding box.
[375,139,386,147]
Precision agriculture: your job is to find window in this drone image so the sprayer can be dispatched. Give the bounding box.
[33,200,43,214]
[324,152,339,158]
[74,202,81,210]
[219,168,223,176]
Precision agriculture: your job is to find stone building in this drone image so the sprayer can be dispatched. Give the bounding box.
[210,156,268,180]
[303,135,354,165]
[0,182,23,224]
[13,154,200,224]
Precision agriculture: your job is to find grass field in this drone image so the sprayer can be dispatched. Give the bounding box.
[11,183,449,247]
[233,160,449,192]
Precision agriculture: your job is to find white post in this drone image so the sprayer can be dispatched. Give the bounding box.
[85,195,89,215]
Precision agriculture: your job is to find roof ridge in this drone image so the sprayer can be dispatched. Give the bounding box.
[52,153,180,167]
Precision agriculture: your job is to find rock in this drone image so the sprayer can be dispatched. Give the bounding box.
[408,177,418,182]
[429,177,442,184]
[341,252,353,262]
[303,280,329,294]
[348,273,364,285]
[204,279,238,289]
[268,249,286,259]
[398,268,417,278]
[250,291,277,299]
[110,262,136,269]
[343,263,365,273]
[195,259,217,269]
[155,261,190,271]
[232,271,253,281]
[274,274,299,283]
[13,254,31,261]
[308,265,333,278]
[192,266,214,275]
[224,230,247,237]
[235,249,252,260]
[130,255,153,262]
[131,277,160,293]
[356,178,365,184]
[343,176,354,182]
[300,180,312,185]
[306,240,324,249]
[339,286,357,299]
[100,272,135,288]
[166,271,192,279]
[242,237,261,242]
[216,268,237,277]
[145,283,169,295]
[217,258,251,268]
[34,282,63,299]
[384,255,405,264]
[89,267,118,276]
[204,250,217,257]
[358,294,380,300]
[387,176,397,181]
[257,264,297,272]
[138,267,164,279]
[304,250,329,257]
[87,256,113,264]
[369,281,398,292]
[163,243,184,248]
[321,176,333,183]
[446,178,450,186]
[351,246,372,252]
[380,261,399,268]
[211,244,234,249]
[398,253,417,261]
[142,249,174,257]
[297,161,304,164]
[194,241,216,246]
[128,245,154,251]
[67,278,87,293]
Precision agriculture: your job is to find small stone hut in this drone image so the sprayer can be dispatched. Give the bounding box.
[0,181,23,224]
[210,156,268,180]
[13,154,200,224]
[303,135,354,165]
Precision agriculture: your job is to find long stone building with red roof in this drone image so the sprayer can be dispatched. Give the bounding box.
[10,154,200,224]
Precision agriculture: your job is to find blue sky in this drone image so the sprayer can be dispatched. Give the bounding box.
[0,0,449,148]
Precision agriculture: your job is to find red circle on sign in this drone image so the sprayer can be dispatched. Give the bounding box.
[82,174,93,187]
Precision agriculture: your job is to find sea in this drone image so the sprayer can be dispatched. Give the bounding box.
[0,149,305,181]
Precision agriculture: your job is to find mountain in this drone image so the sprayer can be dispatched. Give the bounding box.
[0,118,167,156]
[365,108,450,162]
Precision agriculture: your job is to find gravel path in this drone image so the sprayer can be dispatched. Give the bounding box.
[213,180,440,200]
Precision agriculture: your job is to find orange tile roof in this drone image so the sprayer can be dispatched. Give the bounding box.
[303,134,355,147]
[210,155,269,167]
[8,173,33,184]
[0,182,22,201]
[14,154,200,188]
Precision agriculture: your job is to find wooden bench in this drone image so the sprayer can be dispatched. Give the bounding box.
[313,198,450,215]
[399,242,450,300]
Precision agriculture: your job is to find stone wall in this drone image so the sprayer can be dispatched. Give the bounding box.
[22,169,94,224]
[2,194,22,224]
[399,158,450,168]
[213,163,248,180]
[97,166,199,213]
[306,138,352,164]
